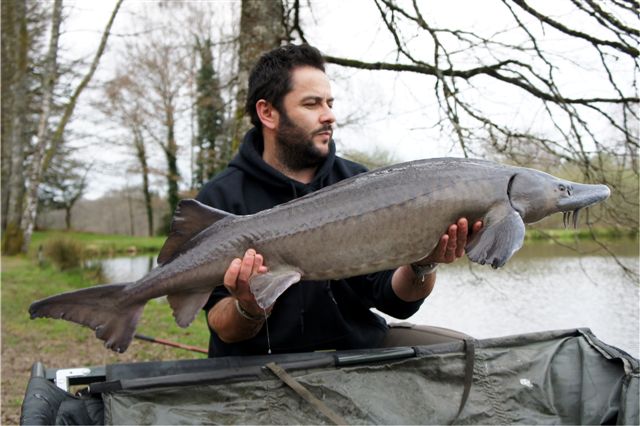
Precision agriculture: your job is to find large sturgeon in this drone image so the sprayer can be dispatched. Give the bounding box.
[30,158,610,352]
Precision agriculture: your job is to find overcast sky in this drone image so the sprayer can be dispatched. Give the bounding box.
[61,0,636,199]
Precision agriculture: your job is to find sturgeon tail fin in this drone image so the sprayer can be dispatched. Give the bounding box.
[29,283,144,353]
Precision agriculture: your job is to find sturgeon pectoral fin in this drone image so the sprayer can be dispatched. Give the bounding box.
[249,269,302,309]
[466,203,525,268]
[167,291,212,328]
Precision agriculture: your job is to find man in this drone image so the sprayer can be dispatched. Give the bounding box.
[197,44,481,357]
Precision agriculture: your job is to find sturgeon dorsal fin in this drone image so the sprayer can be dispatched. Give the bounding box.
[157,199,234,265]
[466,202,525,269]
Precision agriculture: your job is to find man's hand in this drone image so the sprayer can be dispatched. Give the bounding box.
[223,248,269,317]
[208,249,271,343]
[419,218,483,265]
[391,217,483,302]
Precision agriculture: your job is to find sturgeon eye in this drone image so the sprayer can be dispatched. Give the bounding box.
[558,184,566,192]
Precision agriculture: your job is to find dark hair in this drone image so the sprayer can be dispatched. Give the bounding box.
[245,44,325,128]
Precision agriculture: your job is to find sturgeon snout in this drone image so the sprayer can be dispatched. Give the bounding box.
[556,182,610,228]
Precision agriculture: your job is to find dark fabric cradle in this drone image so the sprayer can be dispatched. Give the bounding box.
[21,328,639,425]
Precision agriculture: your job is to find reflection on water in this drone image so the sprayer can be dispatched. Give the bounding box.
[89,255,156,283]
[95,239,639,358]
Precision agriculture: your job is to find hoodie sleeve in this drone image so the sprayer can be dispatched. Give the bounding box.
[347,271,425,319]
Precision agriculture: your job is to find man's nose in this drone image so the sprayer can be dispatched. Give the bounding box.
[320,104,336,124]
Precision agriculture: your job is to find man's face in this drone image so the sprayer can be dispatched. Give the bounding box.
[274,66,336,171]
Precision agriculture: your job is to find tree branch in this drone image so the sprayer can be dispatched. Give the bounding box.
[510,0,638,57]
[324,54,639,104]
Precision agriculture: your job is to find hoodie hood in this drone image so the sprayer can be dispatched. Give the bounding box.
[229,127,337,198]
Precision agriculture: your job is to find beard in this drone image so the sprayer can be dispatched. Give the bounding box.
[275,111,332,171]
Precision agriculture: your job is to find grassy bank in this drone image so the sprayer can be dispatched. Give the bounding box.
[1,257,210,353]
[29,230,166,257]
[525,227,638,241]
[1,234,209,424]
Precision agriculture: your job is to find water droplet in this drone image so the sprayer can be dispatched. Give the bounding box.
[264,309,272,355]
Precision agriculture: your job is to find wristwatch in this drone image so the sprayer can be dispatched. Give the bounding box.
[410,262,439,282]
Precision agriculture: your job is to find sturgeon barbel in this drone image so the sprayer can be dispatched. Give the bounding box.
[29,158,610,352]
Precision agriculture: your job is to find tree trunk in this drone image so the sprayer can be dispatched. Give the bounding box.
[133,126,154,237]
[165,117,180,215]
[2,0,29,253]
[1,0,16,230]
[143,171,154,237]
[19,0,123,253]
[126,187,135,236]
[18,0,63,254]
[232,0,286,151]
[65,207,72,231]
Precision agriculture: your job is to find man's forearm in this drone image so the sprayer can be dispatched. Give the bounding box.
[391,265,436,302]
[208,297,266,343]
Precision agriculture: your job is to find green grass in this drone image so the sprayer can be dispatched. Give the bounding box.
[2,229,209,365]
[29,230,166,257]
[525,227,638,241]
[0,257,82,359]
[1,256,210,354]
[5,231,211,356]
[1,250,211,423]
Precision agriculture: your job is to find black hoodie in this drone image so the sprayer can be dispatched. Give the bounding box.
[197,128,424,357]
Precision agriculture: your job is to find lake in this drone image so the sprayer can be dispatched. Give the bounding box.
[94,239,639,358]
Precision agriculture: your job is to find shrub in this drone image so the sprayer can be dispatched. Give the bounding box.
[42,237,85,271]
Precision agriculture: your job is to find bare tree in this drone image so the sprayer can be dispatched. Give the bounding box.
[20,0,64,245]
[89,2,243,235]
[1,0,29,247]
[290,0,638,231]
[120,29,191,231]
[1,0,49,252]
[100,75,156,237]
[1,0,124,254]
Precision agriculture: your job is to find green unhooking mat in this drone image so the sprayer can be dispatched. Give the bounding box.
[21,328,639,425]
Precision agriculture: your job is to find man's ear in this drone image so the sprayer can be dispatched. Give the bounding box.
[256,100,279,130]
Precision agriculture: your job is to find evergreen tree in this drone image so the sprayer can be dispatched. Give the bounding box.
[194,37,225,187]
